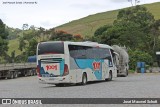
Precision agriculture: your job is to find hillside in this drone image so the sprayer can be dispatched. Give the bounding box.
[56,2,160,37]
[7,2,160,56]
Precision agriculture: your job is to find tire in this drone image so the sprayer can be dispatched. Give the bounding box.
[33,70,37,75]
[14,71,18,78]
[106,71,112,81]
[30,70,34,76]
[81,73,87,85]
[24,71,28,77]
[10,72,14,79]
[124,69,128,77]
[29,70,33,76]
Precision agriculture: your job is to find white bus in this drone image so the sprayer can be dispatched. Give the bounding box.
[37,41,117,86]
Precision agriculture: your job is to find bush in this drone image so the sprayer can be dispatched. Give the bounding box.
[128,49,153,70]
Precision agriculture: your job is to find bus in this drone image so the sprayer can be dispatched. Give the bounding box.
[36,41,117,86]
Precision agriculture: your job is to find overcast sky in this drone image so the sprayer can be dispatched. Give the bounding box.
[0,0,159,29]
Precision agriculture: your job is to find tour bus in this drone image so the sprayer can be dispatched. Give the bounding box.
[36,41,117,86]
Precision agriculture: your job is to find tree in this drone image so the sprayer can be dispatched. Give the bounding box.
[93,5,160,69]
[92,25,112,43]
[0,19,8,56]
[128,0,140,6]
[94,25,112,37]
[18,36,26,51]
[96,5,160,52]
[26,38,38,56]
[50,30,74,41]
[128,49,153,70]
[115,6,155,32]
[38,27,46,41]
[11,50,15,63]
[73,34,84,41]
[22,24,29,30]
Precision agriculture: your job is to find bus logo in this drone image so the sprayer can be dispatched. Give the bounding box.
[92,61,101,71]
[46,65,57,70]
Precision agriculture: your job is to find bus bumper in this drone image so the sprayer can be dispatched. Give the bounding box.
[38,76,70,84]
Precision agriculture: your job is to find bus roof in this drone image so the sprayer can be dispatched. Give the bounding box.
[39,41,113,50]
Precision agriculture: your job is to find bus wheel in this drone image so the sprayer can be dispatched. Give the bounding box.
[106,71,112,81]
[82,73,87,85]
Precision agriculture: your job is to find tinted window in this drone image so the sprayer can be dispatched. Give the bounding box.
[69,45,111,59]
[38,42,64,55]
[86,48,111,59]
[69,45,86,59]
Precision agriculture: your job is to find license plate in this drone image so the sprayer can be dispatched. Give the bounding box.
[49,78,55,80]
[41,74,50,77]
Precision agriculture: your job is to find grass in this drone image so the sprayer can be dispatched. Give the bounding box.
[56,2,160,37]
[7,38,22,56]
[56,10,117,37]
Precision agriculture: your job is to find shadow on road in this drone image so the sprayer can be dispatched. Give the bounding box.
[41,80,114,88]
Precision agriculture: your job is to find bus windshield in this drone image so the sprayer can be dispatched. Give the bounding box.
[38,42,64,55]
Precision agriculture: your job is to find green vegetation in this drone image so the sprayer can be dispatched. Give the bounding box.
[0,2,160,66]
[128,50,153,70]
[56,2,160,37]
[92,5,160,70]
[0,19,8,55]
[0,25,84,63]
[7,38,22,56]
[0,19,9,63]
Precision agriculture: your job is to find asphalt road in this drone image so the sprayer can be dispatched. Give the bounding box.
[0,73,160,98]
[1,73,160,107]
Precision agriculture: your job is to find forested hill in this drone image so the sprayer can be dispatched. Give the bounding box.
[56,2,160,37]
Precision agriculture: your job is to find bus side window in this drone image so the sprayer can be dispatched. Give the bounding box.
[69,45,86,59]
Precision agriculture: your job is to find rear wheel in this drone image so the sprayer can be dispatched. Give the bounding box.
[81,73,87,85]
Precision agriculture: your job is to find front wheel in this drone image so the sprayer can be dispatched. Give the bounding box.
[81,73,87,85]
